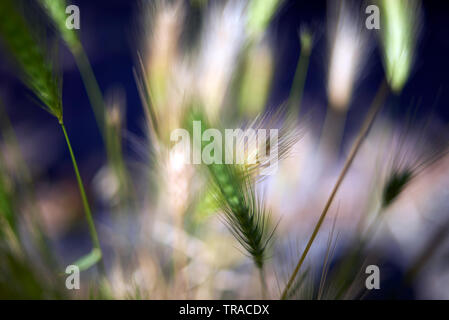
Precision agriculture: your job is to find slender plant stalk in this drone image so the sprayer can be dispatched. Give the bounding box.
[70,33,134,215]
[287,30,312,116]
[61,122,105,274]
[281,79,389,299]
[104,100,137,213]
[61,124,100,249]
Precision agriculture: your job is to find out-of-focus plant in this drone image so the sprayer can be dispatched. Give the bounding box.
[0,0,103,273]
[239,42,273,117]
[379,0,421,93]
[140,0,185,141]
[319,1,368,158]
[327,1,367,112]
[39,0,106,138]
[101,90,136,211]
[41,0,136,214]
[246,0,282,40]
[196,0,247,121]
[0,99,56,266]
[282,0,423,300]
[0,0,447,300]
[287,28,313,116]
[0,158,17,242]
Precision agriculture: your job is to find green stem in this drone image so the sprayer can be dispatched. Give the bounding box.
[259,266,268,299]
[60,122,103,266]
[287,32,312,117]
[72,44,135,213]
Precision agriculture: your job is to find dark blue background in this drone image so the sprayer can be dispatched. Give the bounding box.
[1,0,448,176]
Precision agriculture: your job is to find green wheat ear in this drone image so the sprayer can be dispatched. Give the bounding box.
[185,109,275,271]
[0,0,62,122]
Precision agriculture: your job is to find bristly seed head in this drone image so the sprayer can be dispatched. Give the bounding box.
[382,169,413,208]
[186,108,277,270]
